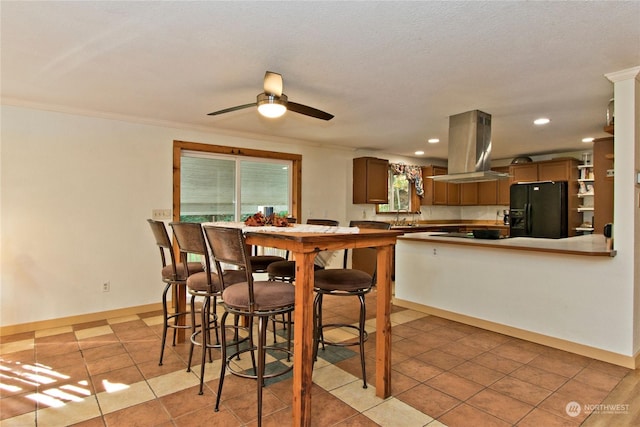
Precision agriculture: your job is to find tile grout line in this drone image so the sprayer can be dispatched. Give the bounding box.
[2,308,433,426]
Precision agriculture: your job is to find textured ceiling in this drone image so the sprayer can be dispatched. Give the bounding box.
[1,1,639,161]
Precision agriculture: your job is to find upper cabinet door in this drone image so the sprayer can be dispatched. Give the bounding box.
[509,163,538,184]
[459,182,478,205]
[477,180,497,205]
[493,167,510,205]
[538,160,573,182]
[422,166,450,205]
[353,157,389,204]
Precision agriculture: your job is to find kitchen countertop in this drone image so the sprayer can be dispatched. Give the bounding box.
[390,222,509,233]
[398,232,616,257]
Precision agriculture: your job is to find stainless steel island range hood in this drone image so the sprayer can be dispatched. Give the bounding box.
[431,110,509,183]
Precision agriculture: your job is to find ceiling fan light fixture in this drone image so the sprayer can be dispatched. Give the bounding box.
[257,93,288,118]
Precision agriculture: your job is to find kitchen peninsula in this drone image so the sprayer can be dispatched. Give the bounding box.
[393,232,631,367]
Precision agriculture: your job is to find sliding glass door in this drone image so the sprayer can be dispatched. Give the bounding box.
[180,151,291,223]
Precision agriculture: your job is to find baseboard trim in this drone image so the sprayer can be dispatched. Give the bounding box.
[393,298,637,369]
[0,303,162,337]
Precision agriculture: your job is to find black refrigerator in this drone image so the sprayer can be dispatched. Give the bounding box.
[509,181,568,238]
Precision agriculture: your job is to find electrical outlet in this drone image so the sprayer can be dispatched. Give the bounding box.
[152,208,172,220]
[102,281,110,292]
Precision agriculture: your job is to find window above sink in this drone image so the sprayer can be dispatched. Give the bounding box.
[376,172,421,214]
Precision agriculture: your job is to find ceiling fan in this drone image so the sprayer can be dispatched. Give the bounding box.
[207,71,334,121]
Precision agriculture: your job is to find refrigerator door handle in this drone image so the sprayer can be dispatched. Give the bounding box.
[525,203,532,235]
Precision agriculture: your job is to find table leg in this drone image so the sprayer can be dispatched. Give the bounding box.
[292,251,316,427]
[375,245,393,398]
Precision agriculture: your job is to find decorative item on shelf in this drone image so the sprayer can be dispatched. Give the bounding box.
[244,211,291,227]
[582,152,592,166]
[606,98,615,127]
[604,223,613,251]
[579,167,587,180]
[579,182,587,194]
[511,156,533,164]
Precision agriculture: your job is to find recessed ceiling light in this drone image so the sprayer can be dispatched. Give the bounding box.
[582,137,594,143]
[428,138,440,144]
[533,118,550,125]
[414,150,425,155]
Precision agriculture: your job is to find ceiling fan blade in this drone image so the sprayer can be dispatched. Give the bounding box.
[287,101,334,121]
[263,71,283,96]
[207,102,256,116]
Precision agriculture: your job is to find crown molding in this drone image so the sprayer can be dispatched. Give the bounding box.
[605,66,640,83]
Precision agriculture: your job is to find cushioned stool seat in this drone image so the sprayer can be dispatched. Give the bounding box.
[223,280,295,314]
[249,255,286,273]
[186,270,246,293]
[267,260,322,281]
[160,262,203,281]
[314,269,372,291]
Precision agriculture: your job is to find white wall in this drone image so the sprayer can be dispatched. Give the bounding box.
[0,105,354,327]
[395,238,631,356]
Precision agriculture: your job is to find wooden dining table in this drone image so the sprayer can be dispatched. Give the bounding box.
[243,227,403,426]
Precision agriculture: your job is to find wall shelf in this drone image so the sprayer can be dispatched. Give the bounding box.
[576,160,594,234]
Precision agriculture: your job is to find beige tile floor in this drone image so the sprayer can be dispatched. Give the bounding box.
[1,290,638,426]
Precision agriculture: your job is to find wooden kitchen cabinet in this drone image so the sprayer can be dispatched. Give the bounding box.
[353,157,389,204]
[509,158,578,184]
[446,182,460,205]
[509,163,538,183]
[423,165,510,206]
[462,166,510,206]
[495,167,510,205]
[538,160,576,181]
[477,181,497,205]
[422,166,458,205]
[459,182,478,205]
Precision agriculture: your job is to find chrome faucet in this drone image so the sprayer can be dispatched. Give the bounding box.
[394,209,408,226]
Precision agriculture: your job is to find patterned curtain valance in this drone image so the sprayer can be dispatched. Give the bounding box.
[389,163,424,197]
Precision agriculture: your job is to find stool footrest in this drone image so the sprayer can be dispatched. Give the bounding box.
[318,323,368,347]
[225,345,293,380]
